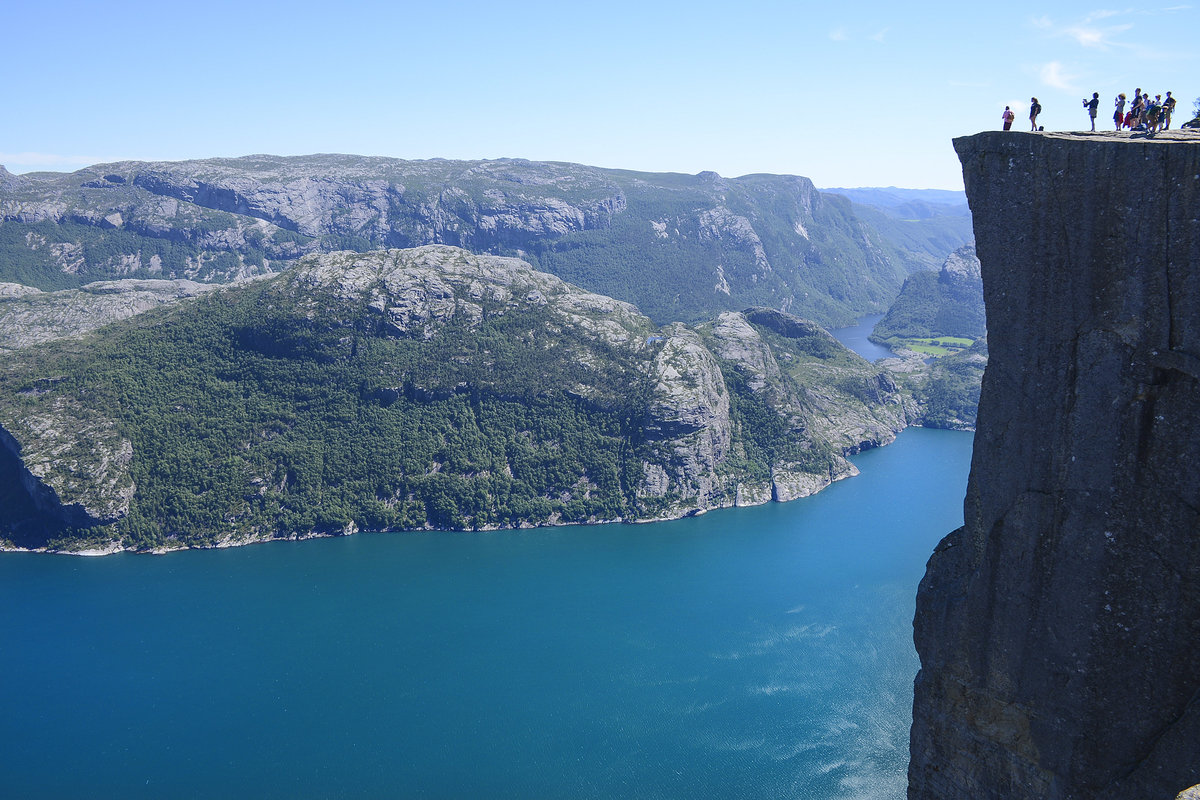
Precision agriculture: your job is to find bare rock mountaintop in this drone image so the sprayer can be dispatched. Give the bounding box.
[909,130,1200,798]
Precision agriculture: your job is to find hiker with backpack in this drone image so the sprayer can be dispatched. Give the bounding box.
[1030,97,1042,131]
[1163,92,1176,129]
[1002,106,1015,130]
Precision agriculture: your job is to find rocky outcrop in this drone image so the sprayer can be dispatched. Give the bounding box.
[0,398,135,526]
[705,307,911,494]
[910,131,1200,799]
[640,323,733,511]
[0,278,223,350]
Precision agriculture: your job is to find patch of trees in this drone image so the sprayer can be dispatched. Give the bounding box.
[0,280,670,549]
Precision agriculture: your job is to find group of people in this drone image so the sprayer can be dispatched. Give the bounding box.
[1110,89,1177,132]
[1001,89,1179,133]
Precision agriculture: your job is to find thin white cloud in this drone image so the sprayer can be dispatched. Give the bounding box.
[869,28,888,42]
[1040,61,1079,90]
[1064,21,1133,48]
[829,27,849,41]
[1032,8,1187,51]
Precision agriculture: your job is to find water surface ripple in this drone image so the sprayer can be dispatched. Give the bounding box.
[0,428,973,799]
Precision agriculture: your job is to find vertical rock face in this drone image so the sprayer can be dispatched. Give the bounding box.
[910,132,1200,799]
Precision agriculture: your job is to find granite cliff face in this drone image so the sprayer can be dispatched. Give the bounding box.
[910,131,1200,799]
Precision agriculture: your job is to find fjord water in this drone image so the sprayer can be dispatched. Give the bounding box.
[0,428,971,799]
[829,313,895,362]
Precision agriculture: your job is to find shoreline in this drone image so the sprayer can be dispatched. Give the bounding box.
[0,435,893,557]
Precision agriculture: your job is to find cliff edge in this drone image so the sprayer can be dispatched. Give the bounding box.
[910,130,1200,798]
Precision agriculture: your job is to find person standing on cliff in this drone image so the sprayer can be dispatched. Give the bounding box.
[1002,106,1015,130]
[1030,97,1041,131]
[1114,93,1126,130]
[1084,92,1100,131]
[1163,92,1176,129]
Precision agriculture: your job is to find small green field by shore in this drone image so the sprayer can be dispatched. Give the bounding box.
[893,336,974,357]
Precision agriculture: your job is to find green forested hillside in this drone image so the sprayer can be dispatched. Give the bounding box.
[871,246,985,344]
[0,247,908,553]
[0,264,648,549]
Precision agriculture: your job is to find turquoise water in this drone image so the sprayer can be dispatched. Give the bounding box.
[0,428,972,799]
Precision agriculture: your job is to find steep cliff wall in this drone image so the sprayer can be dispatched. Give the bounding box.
[910,131,1200,799]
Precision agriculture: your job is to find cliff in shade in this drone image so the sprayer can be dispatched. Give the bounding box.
[910,131,1200,799]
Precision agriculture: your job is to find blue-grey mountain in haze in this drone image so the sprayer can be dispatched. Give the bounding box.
[820,187,973,269]
[820,186,969,210]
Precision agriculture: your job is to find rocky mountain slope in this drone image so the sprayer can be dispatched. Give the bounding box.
[909,130,1200,799]
[0,156,969,327]
[0,246,910,553]
[0,278,224,351]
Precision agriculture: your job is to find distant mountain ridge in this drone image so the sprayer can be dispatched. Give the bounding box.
[820,186,973,267]
[820,186,968,209]
[0,155,972,328]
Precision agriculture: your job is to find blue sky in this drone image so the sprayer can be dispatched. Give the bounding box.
[3,1,1195,189]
